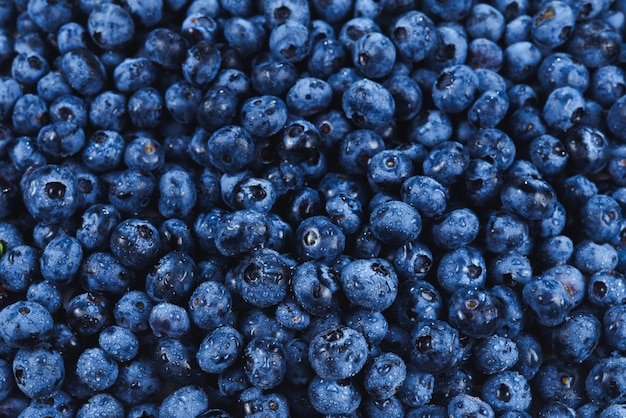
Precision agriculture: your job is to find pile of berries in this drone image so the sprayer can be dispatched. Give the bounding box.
[1,0,626,416]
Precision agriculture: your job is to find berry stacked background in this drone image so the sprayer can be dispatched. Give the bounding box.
[0,0,626,416]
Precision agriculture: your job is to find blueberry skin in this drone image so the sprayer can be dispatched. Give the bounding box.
[573,240,618,275]
[0,245,39,292]
[503,41,542,82]
[76,347,118,391]
[352,32,396,79]
[112,358,161,405]
[291,261,341,316]
[566,19,622,68]
[448,287,500,338]
[12,93,48,136]
[551,310,601,363]
[401,175,448,218]
[531,1,576,48]
[473,335,519,375]
[207,125,255,174]
[76,203,121,252]
[432,208,479,250]
[106,169,156,215]
[114,290,153,333]
[543,86,585,131]
[588,269,626,307]
[308,326,368,380]
[339,17,380,54]
[307,376,361,415]
[27,0,72,33]
[240,95,288,138]
[59,48,106,96]
[481,371,531,413]
[79,252,133,295]
[286,77,333,117]
[580,194,622,243]
[432,65,478,114]
[158,169,196,219]
[251,58,299,96]
[484,211,529,255]
[522,276,572,326]
[98,325,139,362]
[342,78,395,130]
[467,90,509,129]
[66,292,111,337]
[144,28,188,70]
[307,38,345,79]
[243,337,286,390]
[294,215,345,264]
[393,241,434,282]
[11,52,49,87]
[364,353,407,400]
[369,200,422,246]
[159,386,208,418]
[149,302,190,339]
[146,251,197,304]
[40,235,82,286]
[234,248,289,309]
[88,90,127,132]
[608,94,626,143]
[500,175,558,221]
[81,130,124,173]
[113,57,156,93]
[269,21,311,62]
[340,258,398,311]
[528,134,569,177]
[127,87,163,129]
[110,218,162,270]
[397,367,435,408]
[76,394,123,418]
[87,3,134,50]
[411,319,463,375]
[13,344,64,399]
[437,246,486,294]
[224,17,266,56]
[152,338,203,386]
[585,357,626,404]
[447,394,495,418]
[19,404,63,418]
[325,193,362,234]
[127,404,160,418]
[26,281,62,315]
[0,300,53,349]
[215,209,273,257]
[197,326,243,374]
[513,334,542,380]
[563,124,610,174]
[422,141,470,186]
[165,81,203,125]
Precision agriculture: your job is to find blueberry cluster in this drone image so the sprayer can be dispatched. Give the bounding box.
[1,0,626,416]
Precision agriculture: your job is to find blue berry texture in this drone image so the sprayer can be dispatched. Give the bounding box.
[0,0,625,415]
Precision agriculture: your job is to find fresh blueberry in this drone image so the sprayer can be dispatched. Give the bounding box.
[13,343,64,399]
[307,375,361,415]
[342,78,395,130]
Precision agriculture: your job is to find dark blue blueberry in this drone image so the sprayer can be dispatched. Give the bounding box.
[269,21,311,62]
[127,404,159,418]
[401,175,448,217]
[590,65,625,108]
[503,41,542,82]
[251,58,298,96]
[26,281,62,314]
[145,251,196,304]
[114,290,153,333]
[0,245,39,293]
[362,396,404,418]
[484,211,529,255]
[76,347,118,391]
[164,81,203,125]
[110,218,161,270]
[448,287,500,338]
[340,258,398,311]
[187,280,231,331]
[585,356,626,405]
[21,164,78,224]
[66,292,110,337]
[75,394,123,418]
[580,194,622,242]
[113,58,156,93]
[522,276,572,326]
[473,335,519,374]
[437,246,486,294]
[481,371,531,413]
[466,4,505,41]
[286,76,332,116]
[551,310,601,363]
[507,106,547,145]
[468,38,504,71]
[431,208,479,250]
[396,366,435,408]
[240,308,294,345]
[144,28,188,70]
[13,343,64,399]
[410,319,460,373]
[563,124,610,174]
[0,301,53,348]
[447,394,495,418]
[423,0,473,21]
[49,95,88,128]
[338,16,379,54]
[573,240,618,275]
[531,1,576,48]
[206,125,255,174]
[588,269,626,307]
[27,0,72,33]
[98,325,138,362]
[307,376,361,415]
[88,90,127,132]
[159,386,208,418]
[537,53,589,95]
[11,52,49,87]
[500,175,558,221]
[149,302,190,338]
[152,338,203,385]
[543,86,585,131]
[263,0,310,28]
[325,193,362,234]
[215,209,272,257]
[181,13,219,44]
[275,297,311,331]
[224,17,266,57]
[34,122,84,160]
[106,169,156,215]
[80,130,124,173]
[566,19,622,68]
[308,325,367,380]
[463,159,503,208]
[468,90,509,129]
[240,95,288,138]
[294,215,345,263]
[39,235,82,286]
[342,78,395,130]
[127,87,163,129]
[243,337,285,390]
[233,248,289,309]
[369,199,421,245]
[528,134,569,177]
[113,358,161,405]
[282,338,314,387]
[426,26,468,72]
[513,334,542,380]
[55,22,88,55]
[79,252,134,295]
[76,204,120,252]
[307,38,345,79]
[121,0,163,27]
[12,93,48,136]
[367,149,414,194]
[59,48,106,96]
[432,65,478,114]
[291,261,341,316]
[363,352,406,400]
[0,77,22,122]
[158,169,196,218]
[87,3,134,50]
[422,141,470,186]
[182,41,221,86]
[538,235,574,266]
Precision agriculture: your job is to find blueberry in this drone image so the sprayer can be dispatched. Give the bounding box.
[447,394,495,418]
[159,386,208,418]
[448,287,500,338]
[66,292,111,337]
[566,19,622,68]
[307,376,361,415]
[113,358,161,405]
[27,0,72,33]
[59,48,106,96]
[481,371,531,413]
[110,218,161,270]
[437,246,486,294]
[114,290,153,333]
[0,245,39,293]
[240,95,288,138]
[473,335,519,374]
[585,356,626,404]
[286,77,333,117]
[531,1,576,48]
[308,326,368,380]
[88,90,127,132]
[144,28,188,70]
[13,343,64,399]
[98,325,139,363]
[503,41,542,82]
[197,326,243,374]
[76,348,118,391]
[87,3,134,50]
[340,258,398,311]
[26,281,62,314]
[342,78,395,130]
[543,86,586,131]
[243,337,286,390]
[580,194,622,242]
[0,301,53,348]
[410,319,461,373]
[432,65,478,114]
